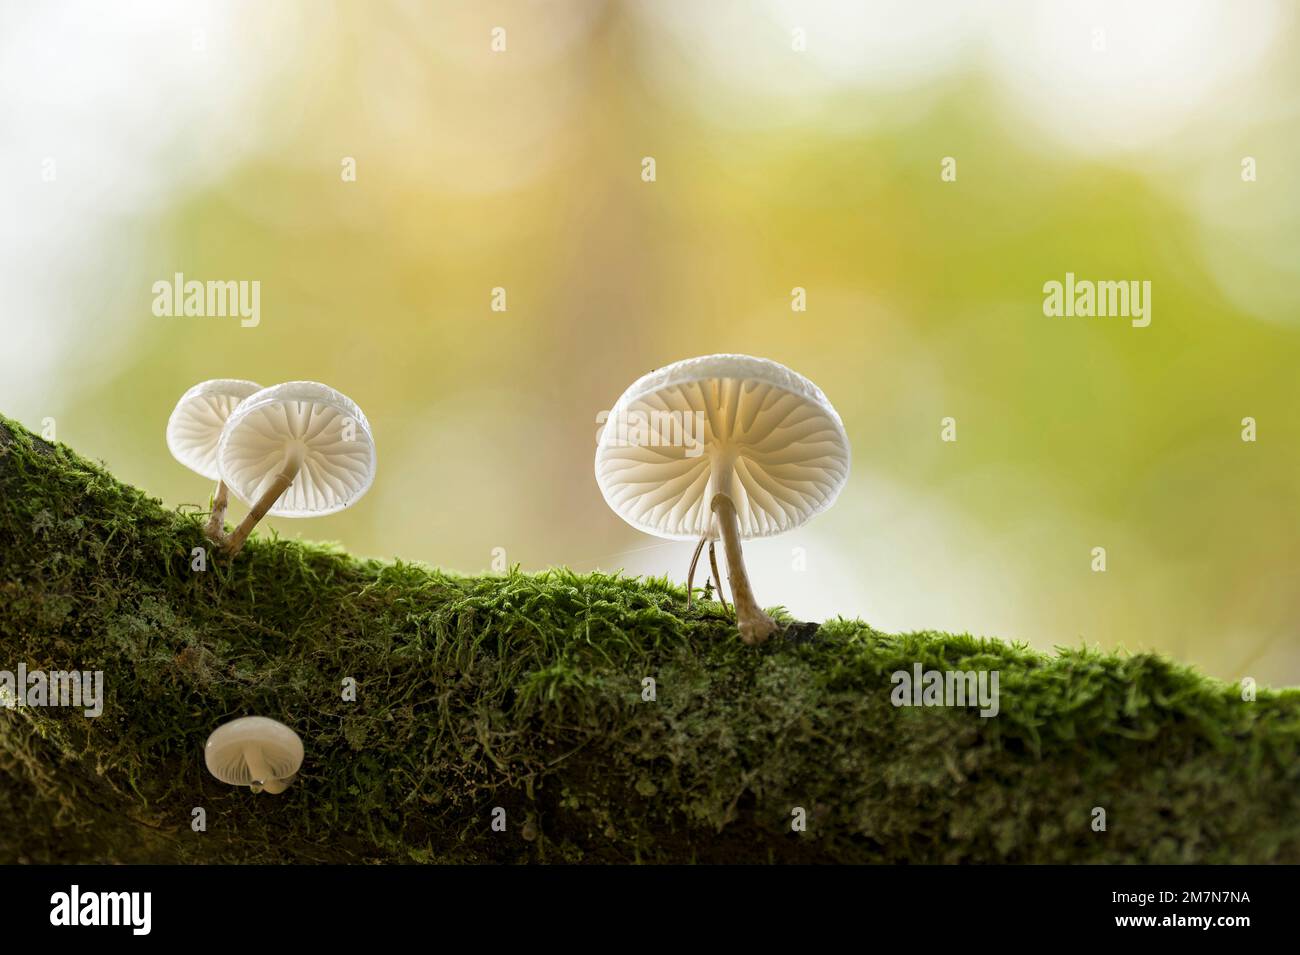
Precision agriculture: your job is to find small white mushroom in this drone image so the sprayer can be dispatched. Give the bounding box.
[204,716,304,794]
[165,379,263,543]
[216,381,377,556]
[596,354,850,644]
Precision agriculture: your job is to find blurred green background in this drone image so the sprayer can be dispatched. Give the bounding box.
[3,1,1298,683]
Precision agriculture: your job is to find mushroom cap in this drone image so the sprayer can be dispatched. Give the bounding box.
[595,354,850,541]
[204,716,304,789]
[216,381,377,518]
[166,379,263,481]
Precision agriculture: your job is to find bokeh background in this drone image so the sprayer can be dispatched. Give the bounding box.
[3,1,1298,683]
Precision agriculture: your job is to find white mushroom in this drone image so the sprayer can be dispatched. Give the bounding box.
[216,381,376,556]
[204,716,304,794]
[166,379,263,543]
[596,354,850,644]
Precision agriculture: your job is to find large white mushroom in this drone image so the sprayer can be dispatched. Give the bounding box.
[204,716,304,795]
[216,381,377,556]
[165,379,262,543]
[596,354,850,644]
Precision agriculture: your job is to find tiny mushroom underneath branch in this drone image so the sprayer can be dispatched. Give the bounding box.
[596,354,850,644]
[165,378,263,545]
[216,381,377,556]
[204,716,304,795]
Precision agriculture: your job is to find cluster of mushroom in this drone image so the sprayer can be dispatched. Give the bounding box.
[595,354,850,645]
[167,379,377,557]
[170,381,373,796]
[195,355,846,798]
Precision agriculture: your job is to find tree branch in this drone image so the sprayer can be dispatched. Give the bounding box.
[0,415,1297,863]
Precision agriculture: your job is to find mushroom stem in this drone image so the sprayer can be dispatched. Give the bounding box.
[204,480,230,544]
[224,453,302,557]
[245,746,274,793]
[686,534,707,608]
[709,493,778,645]
[708,540,730,612]
[261,775,293,795]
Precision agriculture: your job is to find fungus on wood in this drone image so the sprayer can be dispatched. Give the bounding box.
[1,414,1298,864]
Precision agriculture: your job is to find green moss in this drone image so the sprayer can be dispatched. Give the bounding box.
[0,414,1297,863]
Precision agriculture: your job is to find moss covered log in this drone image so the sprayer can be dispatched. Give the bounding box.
[0,415,1297,864]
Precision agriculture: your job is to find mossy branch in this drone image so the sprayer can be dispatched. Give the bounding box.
[0,414,1297,863]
